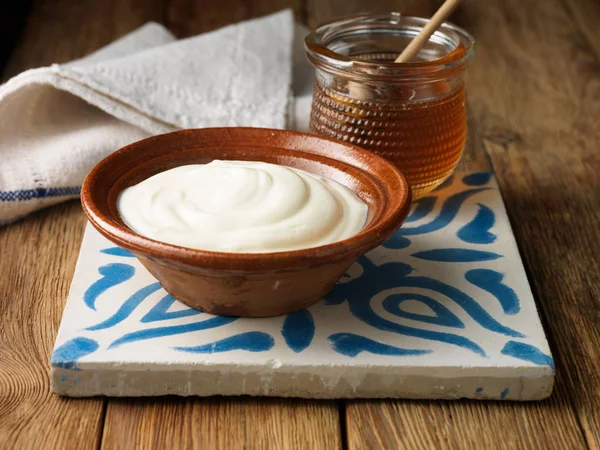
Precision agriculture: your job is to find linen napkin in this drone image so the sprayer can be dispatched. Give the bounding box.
[0,9,315,225]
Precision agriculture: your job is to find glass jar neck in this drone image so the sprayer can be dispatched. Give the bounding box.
[305,14,475,84]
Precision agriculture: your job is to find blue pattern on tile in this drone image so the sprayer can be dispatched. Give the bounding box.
[341,274,487,356]
[51,337,99,369]
[100,247,135,257]
[411,248,503,262]
[397,274,523,337]
[457,203,496,244]
[109,316,237,348]
[328,256,523,340]
[57,172,553,377]
[328,333,431,357]
[86,282,162,330]
[381,234,412,249]
[382,293,464,328]
[84,263,135,310]
[466,269,520,315]
[282,310,315,353]
[500,388,510,399]
[141,294,203,323]
[501,341,554,368]
[463,172,492,186]
[175,332,275,353]
[398,188,489,236]
[405,197,436,223]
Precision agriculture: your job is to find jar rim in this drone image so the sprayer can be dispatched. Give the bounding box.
[305,13,475,82]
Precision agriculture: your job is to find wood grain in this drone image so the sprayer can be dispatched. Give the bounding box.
[342,0,600,448]
[346,391,587,450]
[0,0,163,448]
[305,0,437,28]
[2,0,164,81]
[1,0,598,448]
[0,1,33,76]
[344,120,587,448]
[101,397,341,450]
[458,0,600,447]
[167,0,301,37]
[559,0,600,62]
[0,202,103,450]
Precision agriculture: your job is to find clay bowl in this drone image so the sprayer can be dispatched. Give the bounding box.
[81,128,411,317]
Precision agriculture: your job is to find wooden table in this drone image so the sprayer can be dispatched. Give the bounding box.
[1,0,599,448]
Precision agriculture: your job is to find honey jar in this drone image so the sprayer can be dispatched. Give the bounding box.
[305,13,475,198]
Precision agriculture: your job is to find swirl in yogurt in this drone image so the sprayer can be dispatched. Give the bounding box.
[117,160,368,253]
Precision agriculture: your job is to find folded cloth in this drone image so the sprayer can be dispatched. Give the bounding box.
[0,9,315,225]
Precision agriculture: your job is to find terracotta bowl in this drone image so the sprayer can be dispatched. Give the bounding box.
[81,128,411,317]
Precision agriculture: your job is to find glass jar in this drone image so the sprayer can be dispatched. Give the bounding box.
[305,13,475,198]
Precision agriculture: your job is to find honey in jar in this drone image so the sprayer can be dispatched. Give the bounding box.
[305,14,475,198]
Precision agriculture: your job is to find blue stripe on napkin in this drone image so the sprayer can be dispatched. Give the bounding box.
[0,186,81,202]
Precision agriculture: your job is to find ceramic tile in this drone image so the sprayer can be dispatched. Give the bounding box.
[51,172,554,400]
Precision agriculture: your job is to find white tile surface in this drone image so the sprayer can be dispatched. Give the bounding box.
[51,172,554,400]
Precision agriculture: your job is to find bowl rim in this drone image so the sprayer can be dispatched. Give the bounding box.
[81,127,412,271]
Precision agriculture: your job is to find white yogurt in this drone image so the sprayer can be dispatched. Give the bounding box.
[118,160,368,253]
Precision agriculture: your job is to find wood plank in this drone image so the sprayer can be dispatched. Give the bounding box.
[346,390,586,450]
[97,1,343,449]
[0,0,165,448]
[458,0,600,447]
[167,0,302,37]
[305,0,437,28]
[101,397,341,450]
[0,1,33,76]
[559,0,600,62]
[2,0,164,80]
[320,0,593,448]
[0,202,105,450]
[344,125,587,448]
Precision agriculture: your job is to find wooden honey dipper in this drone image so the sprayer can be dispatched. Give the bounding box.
[395,0,462,63]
